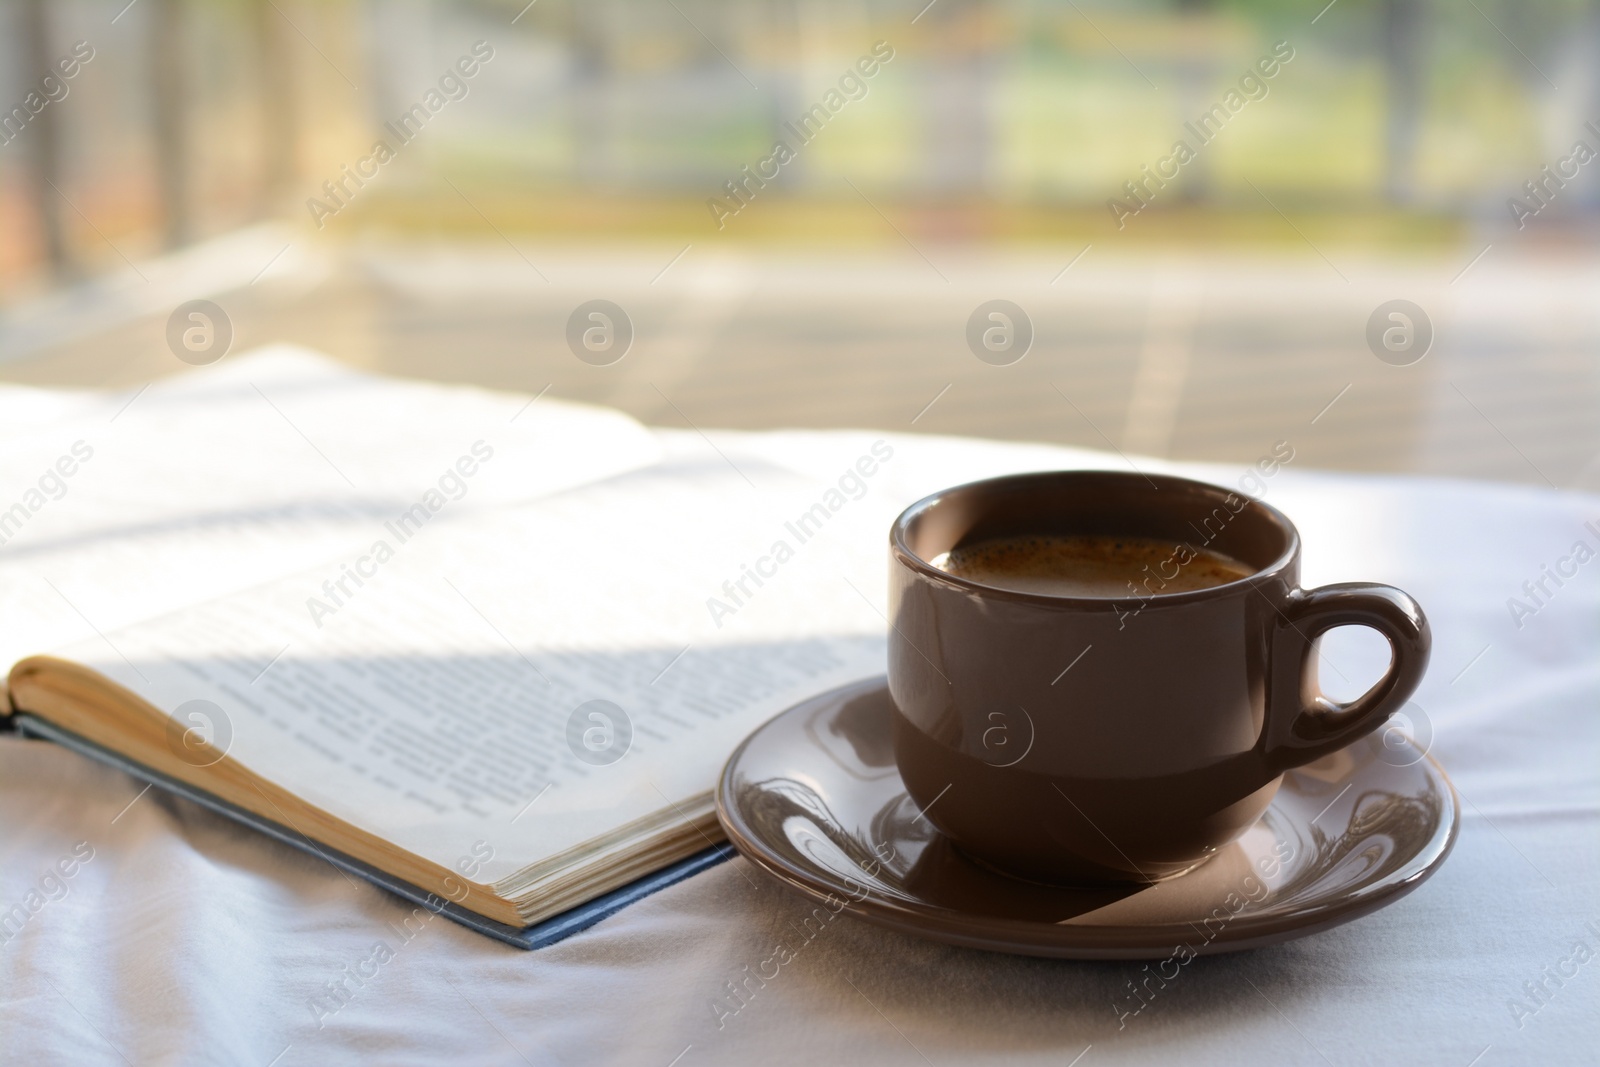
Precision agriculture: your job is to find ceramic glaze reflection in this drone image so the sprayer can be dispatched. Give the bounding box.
[716,677,1458,959]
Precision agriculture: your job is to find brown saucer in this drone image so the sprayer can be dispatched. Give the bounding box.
[716,676,1459,959]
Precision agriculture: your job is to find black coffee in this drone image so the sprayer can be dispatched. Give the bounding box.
[932,534,1252,598]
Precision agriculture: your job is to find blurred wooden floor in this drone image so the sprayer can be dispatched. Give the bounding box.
[3,238,1596,491]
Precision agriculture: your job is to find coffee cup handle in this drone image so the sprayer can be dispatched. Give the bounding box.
[1264,582,1431,773]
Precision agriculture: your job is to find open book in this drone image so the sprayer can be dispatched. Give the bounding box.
[2,349,890,946]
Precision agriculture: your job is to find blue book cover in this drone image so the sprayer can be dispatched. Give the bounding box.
[13,714,734,950]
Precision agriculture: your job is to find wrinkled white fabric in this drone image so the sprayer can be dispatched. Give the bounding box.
[1,427,1595,1066]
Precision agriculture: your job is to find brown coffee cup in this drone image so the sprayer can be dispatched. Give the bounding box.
[887,470,1430,886]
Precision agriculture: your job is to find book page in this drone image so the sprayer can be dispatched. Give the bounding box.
[0,346,660,674]
[52,448,901,886]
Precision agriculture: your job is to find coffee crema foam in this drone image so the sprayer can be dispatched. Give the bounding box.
[930,534,1252,598]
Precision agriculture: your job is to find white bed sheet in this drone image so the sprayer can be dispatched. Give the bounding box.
[1,427,1595,1066]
